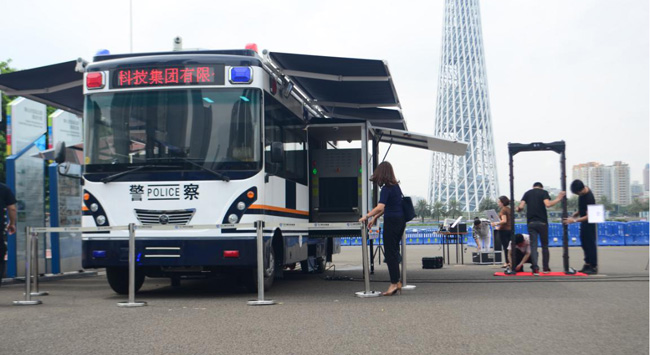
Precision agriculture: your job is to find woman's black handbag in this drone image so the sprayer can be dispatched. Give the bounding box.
[402,196,416,222]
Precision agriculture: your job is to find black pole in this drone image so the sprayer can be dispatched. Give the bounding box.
[369,136,380,274]
[509,150,515,272]
[560,150,570,273]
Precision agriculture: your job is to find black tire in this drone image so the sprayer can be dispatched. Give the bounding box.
[106,267,145,295]
[243,245,275,293]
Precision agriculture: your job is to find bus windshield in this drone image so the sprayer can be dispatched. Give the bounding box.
[84,88,262,173]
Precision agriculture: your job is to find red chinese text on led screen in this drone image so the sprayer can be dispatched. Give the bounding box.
[115,66,216,87]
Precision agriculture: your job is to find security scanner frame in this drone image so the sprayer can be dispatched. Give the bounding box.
[508,141,576,274]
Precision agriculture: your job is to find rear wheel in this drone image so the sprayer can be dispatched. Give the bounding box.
[106,267,145,295]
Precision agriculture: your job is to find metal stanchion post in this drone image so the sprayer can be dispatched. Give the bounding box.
[13,227,42,306]
[400,230,416,291]
[355,223,381,298]
[30,232,49,296]
[118,223,146,307]
[248,221,275,305]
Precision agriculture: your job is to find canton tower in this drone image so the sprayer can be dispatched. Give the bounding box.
[429,0,498,212]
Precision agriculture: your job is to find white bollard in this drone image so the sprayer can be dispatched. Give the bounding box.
[355,223,381,298]
[248,221,275,305]
[13,227,42,306]
[401,230,416,291]
[117,223,147,307]
[30,232,49,296]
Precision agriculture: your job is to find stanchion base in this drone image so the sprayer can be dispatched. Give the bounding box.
[30,291,49,296]
[402,285,416,291]
[355,291,382,298]
[247,300,276,306]
[13,300,42,306]
[117,301,147,307]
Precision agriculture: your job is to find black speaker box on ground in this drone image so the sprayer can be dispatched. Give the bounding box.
[422,256,444,269]
[472,251,502,264]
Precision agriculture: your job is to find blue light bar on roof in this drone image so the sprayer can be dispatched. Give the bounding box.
[229,67,252,84]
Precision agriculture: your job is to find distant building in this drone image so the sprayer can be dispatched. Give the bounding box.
[644,163,649,192]
[572,161,631,205]
[631,181,644,200]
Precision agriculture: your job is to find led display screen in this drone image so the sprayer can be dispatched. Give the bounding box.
[110,65,225,88]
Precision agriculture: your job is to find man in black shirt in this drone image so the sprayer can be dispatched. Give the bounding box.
[564,179,598,274]
[0,182,17,287]
[517,182,565,274]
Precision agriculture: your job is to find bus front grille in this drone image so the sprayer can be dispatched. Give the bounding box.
[134,208,196,225]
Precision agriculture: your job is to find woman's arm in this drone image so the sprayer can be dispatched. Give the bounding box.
[359,203,385,223]
[492,214,507,228]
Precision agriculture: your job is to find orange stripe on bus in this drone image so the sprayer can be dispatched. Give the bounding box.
[248,204,309,216]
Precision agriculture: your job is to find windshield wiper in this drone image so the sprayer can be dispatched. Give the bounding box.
[101,165,174,183]
[178,158,230,182]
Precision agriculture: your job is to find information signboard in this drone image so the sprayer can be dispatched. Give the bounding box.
[7,97,46,155]
[48,109,82,149]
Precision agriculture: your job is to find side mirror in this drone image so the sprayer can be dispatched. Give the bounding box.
[271,142,284,163]
[54,141,66,164]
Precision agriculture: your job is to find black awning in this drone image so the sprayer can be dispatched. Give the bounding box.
[0,60,83,115]
[327,107,405,130]
[268,52,405,130]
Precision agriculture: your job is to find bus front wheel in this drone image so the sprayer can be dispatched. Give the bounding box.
[106,267,145,295]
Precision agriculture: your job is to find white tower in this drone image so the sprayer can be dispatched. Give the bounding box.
[429,0,498,212]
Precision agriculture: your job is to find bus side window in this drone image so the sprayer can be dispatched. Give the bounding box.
[263,93,306,185]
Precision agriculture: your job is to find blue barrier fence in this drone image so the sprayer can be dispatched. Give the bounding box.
[341,222,649,246]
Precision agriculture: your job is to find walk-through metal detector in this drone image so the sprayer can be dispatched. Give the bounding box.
[508,141,576,274]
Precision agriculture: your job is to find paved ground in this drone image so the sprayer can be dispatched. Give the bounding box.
[0,246,648,355]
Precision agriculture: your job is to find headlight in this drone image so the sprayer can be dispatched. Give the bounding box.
[237,202,246,211]
[90,203,99,212]
[228,214,239,224]
[96,215,106,225]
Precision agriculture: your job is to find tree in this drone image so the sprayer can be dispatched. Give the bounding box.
[567,195,578,212]
[599,195,615,212]
[446,199,462,218]
[431,201,445,222]
[627,198,650,216]
[415,199,430,223]
[478,197,498,212]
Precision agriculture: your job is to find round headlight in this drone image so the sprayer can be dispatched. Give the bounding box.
[96,215,106,225]
[228,214,239,224]
[90,203,99,212]
[237,202,246,211]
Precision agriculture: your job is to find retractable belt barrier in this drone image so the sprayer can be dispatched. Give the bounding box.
[13,221,414,306]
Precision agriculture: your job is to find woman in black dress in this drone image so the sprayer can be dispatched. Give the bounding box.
[359,162,406,296]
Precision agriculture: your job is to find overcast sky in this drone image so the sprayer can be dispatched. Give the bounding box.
[1,0,648,200]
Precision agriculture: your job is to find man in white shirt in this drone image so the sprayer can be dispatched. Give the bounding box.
[507,233,535,275]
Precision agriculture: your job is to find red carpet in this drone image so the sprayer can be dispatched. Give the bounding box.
[494,271,588,277]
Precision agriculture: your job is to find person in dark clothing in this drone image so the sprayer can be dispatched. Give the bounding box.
[492,195,513,268]
[359,161,405,296]
[564,179,598,274]
[0,182,17,287]
[516,182,565,274]
[507,233,532,273]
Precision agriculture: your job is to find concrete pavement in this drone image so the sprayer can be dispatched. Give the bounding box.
[0,246,647,355]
